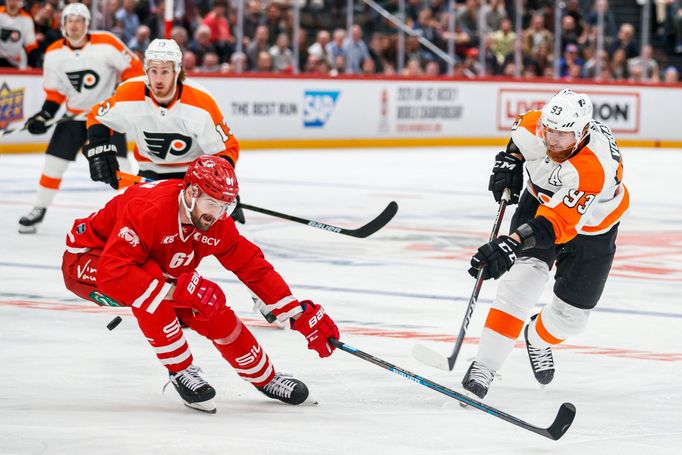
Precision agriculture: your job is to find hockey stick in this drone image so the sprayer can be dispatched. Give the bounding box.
[331,338,575,440]
[116,171,398,238]
[0,113,86,138]
[413,188,512,371]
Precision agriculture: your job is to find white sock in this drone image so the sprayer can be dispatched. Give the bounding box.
[35,155,70,208]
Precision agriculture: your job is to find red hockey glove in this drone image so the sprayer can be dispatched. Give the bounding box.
[174,271,226,318]
[291,300,339,358]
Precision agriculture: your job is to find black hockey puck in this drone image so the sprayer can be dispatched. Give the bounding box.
[107,316,123,331]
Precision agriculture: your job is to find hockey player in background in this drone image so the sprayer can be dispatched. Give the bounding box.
[0,0,40,68]
[61,155,339,413]
[462,89,629,399]
[84,38,245,223]
[18,2,143,233]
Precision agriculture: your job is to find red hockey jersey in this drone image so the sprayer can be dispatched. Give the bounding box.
[65,179,302,323]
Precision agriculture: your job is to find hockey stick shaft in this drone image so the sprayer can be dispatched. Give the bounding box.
[444,188,512,369]
[0,113,86,138]
[331,338,575,440]
[116,171,398,238]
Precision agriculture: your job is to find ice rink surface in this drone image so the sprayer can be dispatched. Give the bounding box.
[1,147,681,454]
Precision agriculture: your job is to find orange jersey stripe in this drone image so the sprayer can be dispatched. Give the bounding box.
[39,174,62,190]
[86,80,146,128]
[582,185,630,233]
[484,308,525,340]
[536,146,606,244]
[535,311,564,345]
[517,110,542,135]
[44,88,66,105]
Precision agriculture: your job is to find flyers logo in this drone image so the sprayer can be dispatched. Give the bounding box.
[67,70,100,92]
[0,28,21,43]
[143,132,192,159]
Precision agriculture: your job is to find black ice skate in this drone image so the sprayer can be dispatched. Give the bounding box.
[167,365,217,413]
[525,315,555,385]
[18,207,47,234]
[257,373,309,405]
[461,361,495,399]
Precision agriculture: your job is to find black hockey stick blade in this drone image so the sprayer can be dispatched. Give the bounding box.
[331,338,576,440]
[240,200,398,238]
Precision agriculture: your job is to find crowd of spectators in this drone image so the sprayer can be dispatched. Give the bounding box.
[3,0,682,83]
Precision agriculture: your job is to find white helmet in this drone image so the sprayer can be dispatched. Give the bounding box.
[145,39,183,73]
[539,89,593,151]
[61,2,91,37]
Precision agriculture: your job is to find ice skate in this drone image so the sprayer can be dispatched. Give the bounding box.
[257,372,309,405]
[524,315,555,385]
[167,364,217,413]
[460,361,495,407]
[18,207,47,234]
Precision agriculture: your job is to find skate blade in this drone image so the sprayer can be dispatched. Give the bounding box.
[18,225,38,234]
[183,399,217,414]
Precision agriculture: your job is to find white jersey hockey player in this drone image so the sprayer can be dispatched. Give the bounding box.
[461,89,629,399]
[0,0,39,68]
[18,2,144,233]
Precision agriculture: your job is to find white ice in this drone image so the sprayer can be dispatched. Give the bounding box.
[1,148,681,454]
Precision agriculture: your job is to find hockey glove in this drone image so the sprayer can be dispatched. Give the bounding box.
[488,151,524,205]
[25,110,54,135]
[291,300,339,358]
[174,271,227,319]
[84,140,120,189]
[230,194,245,224]
[469,235,522,280]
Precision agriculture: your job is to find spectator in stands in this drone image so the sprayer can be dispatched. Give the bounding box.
[243,0,264,44]
[270,32,295,72]
[189,24,218,66]
[170,25,190,52]
[307,30,331,62]
[115,0,140,44]
[582,49,610,80]
[304,54,320,73]
[33,1,61,55]
[143,0,165,40]
[463,46,483,76]
[326,28,346,66]
[485,0,508,31]
[559,43,584,77]
[663,65,679,82]
[424,60,441,76]
[587,0,618,43]
[246,24,269,70]
[522,14,553,56]
[610,47,629,80]
[331,54,346,76]
[128,24,151,54]
[361,57,375,75]
[560,15,581,50]
[255,49,273,72]
[404,57,423,77]
[457,0,483,44]
[528,41,553,77]
[202,0,233,61]
[368,32,388,74]
[317,59,331,75]
[413,7,440,62]
[491,17,516,67]
[229,51,247,73]
[198,51,221,72]
[343,25,370,74]
[264,2,285,46]
[627,44,660,81]
[564,0,587,39]
[608,23,637,59]
[183,49,197,72]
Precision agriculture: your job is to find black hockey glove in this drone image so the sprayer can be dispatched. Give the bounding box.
[230,194,245,224]
[25,110,54,135]
[84,140,120,189]
[468,235,522,280]
[488,151,524,205]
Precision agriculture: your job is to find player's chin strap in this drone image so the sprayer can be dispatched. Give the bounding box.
[178,189,197,242]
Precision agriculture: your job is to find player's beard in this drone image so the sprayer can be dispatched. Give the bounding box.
[151,81,175,103]
[191,210,216,232]
[546,144,574,163]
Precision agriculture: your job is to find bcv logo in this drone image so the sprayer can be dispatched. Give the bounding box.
[303,90,340,128]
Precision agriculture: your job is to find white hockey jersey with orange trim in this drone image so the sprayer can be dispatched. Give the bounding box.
[0,7,37,68]
[42,32,143,114]
[511,110,629,244]
[87,76,240,175]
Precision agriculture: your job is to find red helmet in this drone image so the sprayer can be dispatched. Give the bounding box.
[184,155,238,203]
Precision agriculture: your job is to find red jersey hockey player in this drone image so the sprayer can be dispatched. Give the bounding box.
[0,0,39,68]
[83,38,245,223]
[62,155,339,413]
[18,2,143,233]
[462,89,629,399]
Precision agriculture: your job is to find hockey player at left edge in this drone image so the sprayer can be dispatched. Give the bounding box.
[83,38,246,224]
[61,155,340,413]
[18,2,143,233]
